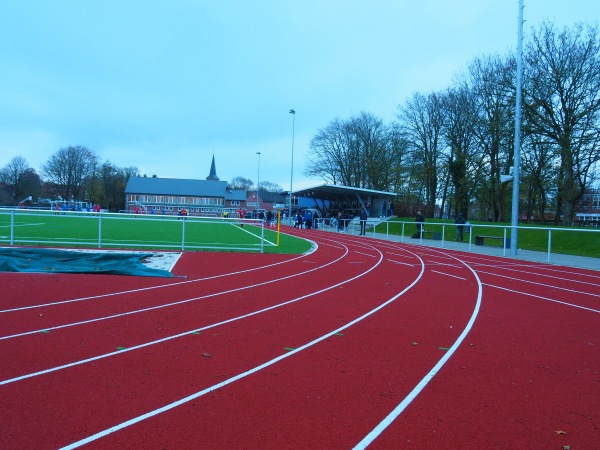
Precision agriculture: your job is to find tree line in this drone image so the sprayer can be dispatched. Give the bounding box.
[3,23,598,223]
[305,22,600,225]
[0,148,282,212]
[0,147,139,211]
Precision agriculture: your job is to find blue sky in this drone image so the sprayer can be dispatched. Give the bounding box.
[1,1,598,191]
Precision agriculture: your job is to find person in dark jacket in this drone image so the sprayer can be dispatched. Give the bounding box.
[455,214,466,241]
[303,210,313,229]
[336,211,343,232]
[413,210,425,238]
[359,210,368,235]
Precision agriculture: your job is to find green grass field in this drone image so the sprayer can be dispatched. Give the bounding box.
[383,217,600,258]
[2,209,597,258]
[0,209,312,255]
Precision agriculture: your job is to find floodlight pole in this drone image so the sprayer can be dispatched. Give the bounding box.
[256,151,261,212]
[288,109,295,225]
[510,0,524,256]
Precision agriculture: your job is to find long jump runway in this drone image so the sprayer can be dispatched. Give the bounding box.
[0,229,598,449]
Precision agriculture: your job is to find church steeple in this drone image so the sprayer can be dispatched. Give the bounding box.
[206,154,219,181]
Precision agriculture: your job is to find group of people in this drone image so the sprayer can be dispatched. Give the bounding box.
[262,210,276,227]
[294,209,314,229]
[54,203,101,214]
[335,211,353,232]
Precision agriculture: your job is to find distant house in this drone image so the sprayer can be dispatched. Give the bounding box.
[124,156,247,217]
[575,188,600,226]
[249,189,288,213]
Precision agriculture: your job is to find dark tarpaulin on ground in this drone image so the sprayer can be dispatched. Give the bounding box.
[0,247,173,277]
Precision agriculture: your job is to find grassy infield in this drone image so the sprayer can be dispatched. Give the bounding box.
[0,211,311,254]
[1,210,598,258]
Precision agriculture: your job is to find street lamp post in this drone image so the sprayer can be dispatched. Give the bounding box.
[288,109,295,224]
[510,0,524,256]
[256,151,261,212]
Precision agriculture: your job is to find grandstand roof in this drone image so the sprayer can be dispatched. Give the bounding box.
[293,184,395,201]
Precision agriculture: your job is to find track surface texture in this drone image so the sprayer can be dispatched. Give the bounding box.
[1,227,598,449]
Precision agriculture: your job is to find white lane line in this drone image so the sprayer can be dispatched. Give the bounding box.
[235,223,278,246]
[1,241,377,384]
[455,253,600,281]
[387,252,414,259]
[477,270,600,298]
[0,222,46,228]
[59,248,425,450]
[353,251,483,449]
[427,260,464,268]
[0,246,318,314]
[431,270,467,280]
[388,259,415,267]
[355,251,377,258]
[0,245,344,340]
[476,265,600,288]
[483,283,600,314]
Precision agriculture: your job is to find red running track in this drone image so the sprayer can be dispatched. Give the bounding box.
[0,228,598,449]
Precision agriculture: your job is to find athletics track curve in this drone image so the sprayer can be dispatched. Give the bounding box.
[0,227,598,449]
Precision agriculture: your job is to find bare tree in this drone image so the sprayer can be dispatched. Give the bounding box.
[259,181,283,192]
[229,176,254,191]
[468,54,516,221]
[397,92,445,217]
[524,23,600,225]
[306,112,395,190]
[440,85,481,219]
[42,146,98,202]
[385,124,412,196]
[521,136,558,222]
[349,112,395,191]
[0,156,33,204]
[82,161,138,211]
[306,118,350,185]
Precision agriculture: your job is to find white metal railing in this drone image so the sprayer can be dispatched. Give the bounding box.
[0,208,266,253]
[312,217,599,264]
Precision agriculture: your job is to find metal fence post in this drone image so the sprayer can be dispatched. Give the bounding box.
[10,208,15,245]
[468,225,473,251]
[441,224,446,248]
[547,228,552,263]
[260,220,265,253]
[181,217,186,251]
[98,212,102,248]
